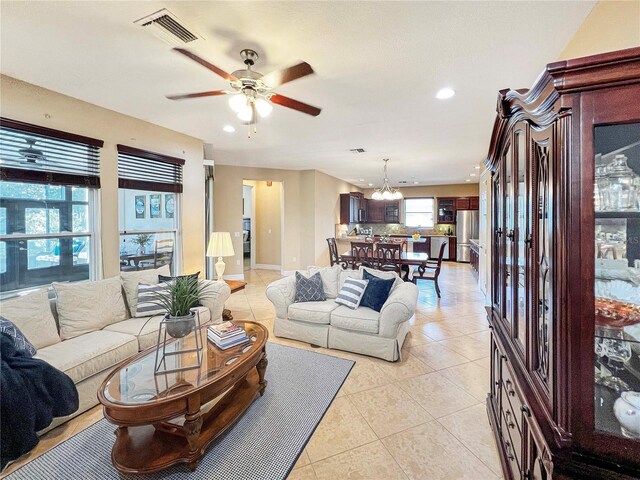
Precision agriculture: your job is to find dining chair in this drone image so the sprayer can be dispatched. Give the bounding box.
[140,239,175,273]
[326,237,339,266]
[412,240,447,297]
[375,242,403,275]
[350,241,375,270]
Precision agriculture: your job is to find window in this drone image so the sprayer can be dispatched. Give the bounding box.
[0,118,103,293]
[404,197,435,228]
[117,145,184,274]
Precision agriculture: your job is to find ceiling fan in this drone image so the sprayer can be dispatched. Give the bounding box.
[166,48,321,131]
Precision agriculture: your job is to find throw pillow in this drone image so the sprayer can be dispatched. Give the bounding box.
[0,316,37,357]
[294,271,327,303]
[121,265,171,317]
[335,278,369,309]
[359,266,403,290]
[360,269,395,312]
[158,272,201,307]
[135,283,169,317]
[308,265,341,299]
[0,289,60,349]
[53,277,128,340]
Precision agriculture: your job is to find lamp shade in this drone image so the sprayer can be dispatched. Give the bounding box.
[206,232,235,257]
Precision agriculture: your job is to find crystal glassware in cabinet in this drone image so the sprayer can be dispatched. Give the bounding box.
[606,154,638,211]
[595,164,611,211]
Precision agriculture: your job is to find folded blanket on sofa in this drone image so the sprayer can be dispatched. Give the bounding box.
[0,332,79,470]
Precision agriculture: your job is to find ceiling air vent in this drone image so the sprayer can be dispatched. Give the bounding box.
[349,148,366,153]
[135,9,203,46]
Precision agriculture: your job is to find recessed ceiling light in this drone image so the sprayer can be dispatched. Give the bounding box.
[436,87,455,100]
[367,183,373,187]
[470,173,476,177]
[474,166,480,169]
[223,125,235,133]
[465,179,471,182]
[359,178,365,182]
[413,181,419,185]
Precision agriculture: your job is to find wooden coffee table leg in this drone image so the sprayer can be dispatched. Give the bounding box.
[257,352,268,396]
[184,396,203,453]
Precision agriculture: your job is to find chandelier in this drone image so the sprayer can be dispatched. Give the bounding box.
[371,159,403,200]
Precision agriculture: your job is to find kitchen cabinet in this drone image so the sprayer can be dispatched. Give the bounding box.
[486,48,640,479]
[340,192,366,224]
[366,199,385,223]
[413,238,430,254]
[469,196,480,210]
[448,237,456,261]
[456,196,480,210]
[437,198,456,224]
[384,200,400,223]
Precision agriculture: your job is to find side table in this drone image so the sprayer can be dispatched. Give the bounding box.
[222,279,247,321]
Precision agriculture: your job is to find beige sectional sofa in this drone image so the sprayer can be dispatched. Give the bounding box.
[0,266,230,432]
[266,265,418,361]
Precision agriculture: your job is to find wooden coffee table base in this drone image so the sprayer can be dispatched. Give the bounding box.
[110,366,267,474]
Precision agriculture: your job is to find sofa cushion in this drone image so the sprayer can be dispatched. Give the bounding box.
[121,265,171,317]
[288,300,339,325]
[335,278,369,309]
[53,277,128,340]
[294,271,326,303]
[0,315,37,357]
[105,306,211,351]
[308,265,341,299]
[0,289,60,349]
[330,305,380,334]
[35,330,138,383]
[359,266,404,290]
[360,269,395,312]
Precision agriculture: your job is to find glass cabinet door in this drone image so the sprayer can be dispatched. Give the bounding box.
[493,168,503,314]
[504,143,514,332]
[514,129,529,354]
[593,122,640,441]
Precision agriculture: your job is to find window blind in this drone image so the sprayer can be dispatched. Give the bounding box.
[117,144,185,193]
[0,118,103,187]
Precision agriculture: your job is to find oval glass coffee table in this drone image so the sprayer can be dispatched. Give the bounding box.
[98,321,268,474]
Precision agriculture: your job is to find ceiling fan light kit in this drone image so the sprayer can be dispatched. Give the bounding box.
[167,47,321,137]
[372,159,403,201]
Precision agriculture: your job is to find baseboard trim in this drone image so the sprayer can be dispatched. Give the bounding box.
[222,273,245,281]
[254,264,281,271]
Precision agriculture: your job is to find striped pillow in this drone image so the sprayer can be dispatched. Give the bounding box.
[135,282,168,317]
[335,278,369,309]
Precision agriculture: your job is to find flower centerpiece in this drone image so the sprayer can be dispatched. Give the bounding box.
[132,234,152,255]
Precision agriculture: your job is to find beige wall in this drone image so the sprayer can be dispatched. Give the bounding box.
[362,183,479,199]
[0,75,205,279]
[247,180,282,266]
[214,166,359,276]
[559,0,640,60]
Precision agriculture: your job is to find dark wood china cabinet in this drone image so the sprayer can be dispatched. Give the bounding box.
[485,47,640,480]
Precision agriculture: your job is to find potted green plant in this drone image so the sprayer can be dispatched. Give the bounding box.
[132,234,152,255]
[153,276,211,338]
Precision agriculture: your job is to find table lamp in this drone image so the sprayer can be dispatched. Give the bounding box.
[206,232,235,281]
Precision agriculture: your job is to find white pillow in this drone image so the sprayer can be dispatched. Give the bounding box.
[0,289,60,349]
[335,278,369,310]
[338,269,362,290]
[120,265,170,317]
[53,277,128,340]
[135,282,168,318]
[308,265,341,299]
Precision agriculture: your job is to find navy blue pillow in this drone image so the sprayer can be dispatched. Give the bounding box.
[0,315,37,357]
[360,270,395,312]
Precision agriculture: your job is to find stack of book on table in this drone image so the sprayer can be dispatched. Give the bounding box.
[207,321,248,350]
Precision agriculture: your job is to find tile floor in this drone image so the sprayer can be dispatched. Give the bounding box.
[2,263,502,480]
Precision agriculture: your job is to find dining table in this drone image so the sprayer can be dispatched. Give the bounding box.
[338,250,431,282]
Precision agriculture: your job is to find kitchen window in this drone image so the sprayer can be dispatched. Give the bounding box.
[0,118,103,294]
[404,197,435,228]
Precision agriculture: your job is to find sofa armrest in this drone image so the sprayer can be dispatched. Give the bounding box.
[200,280,231,324]
[378,282,418,337]
[265,276,296,319]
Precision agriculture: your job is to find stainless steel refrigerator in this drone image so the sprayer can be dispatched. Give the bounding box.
[456,210,479,262]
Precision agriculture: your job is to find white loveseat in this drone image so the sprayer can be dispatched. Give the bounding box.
[0,266,230,432]
[266,265,418,361]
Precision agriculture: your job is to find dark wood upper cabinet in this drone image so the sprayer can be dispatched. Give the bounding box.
[437,197,456,224]
[485,47,640,480]
[340,192,366,224]
[469,196,480,210]
[366,199,385,223]
[455,197,470,210]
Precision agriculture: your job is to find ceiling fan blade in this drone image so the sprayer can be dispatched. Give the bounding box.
[269,94,321,117]
[166,90,231,100]
[261,62,314,88]
[173,48,238,82]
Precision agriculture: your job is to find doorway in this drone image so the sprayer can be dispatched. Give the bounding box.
[242,180,283,273]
